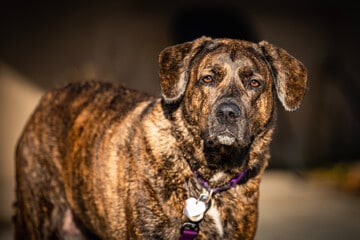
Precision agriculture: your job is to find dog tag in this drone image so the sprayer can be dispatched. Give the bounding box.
[184,197,206,222]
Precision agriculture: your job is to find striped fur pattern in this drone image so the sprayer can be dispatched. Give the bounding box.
[15,36,307,239]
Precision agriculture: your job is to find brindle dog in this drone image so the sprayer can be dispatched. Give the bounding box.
[14,36,307,239]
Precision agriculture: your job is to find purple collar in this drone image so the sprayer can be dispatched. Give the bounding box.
[193,170,248,193]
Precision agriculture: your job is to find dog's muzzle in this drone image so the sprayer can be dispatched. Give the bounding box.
[207,99,250,147]
[215,102,240,145]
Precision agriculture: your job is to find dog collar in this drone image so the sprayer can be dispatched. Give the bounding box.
[193,170,248,194]
[180,170,248,239]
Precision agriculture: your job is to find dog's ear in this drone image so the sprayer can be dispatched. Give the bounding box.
[259,41,308,111]
[159,36,213,104]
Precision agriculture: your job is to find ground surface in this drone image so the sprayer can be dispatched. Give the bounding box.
[256,170,360,240]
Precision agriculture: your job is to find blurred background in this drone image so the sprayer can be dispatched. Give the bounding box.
[1,0,359,239]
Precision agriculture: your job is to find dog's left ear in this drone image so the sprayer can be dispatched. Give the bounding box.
[158,36,213,104]
[259,41,308,111]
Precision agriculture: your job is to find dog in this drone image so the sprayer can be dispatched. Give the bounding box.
[14,36,307,239]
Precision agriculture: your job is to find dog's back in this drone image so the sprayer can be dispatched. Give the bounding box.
[14,81,154,239]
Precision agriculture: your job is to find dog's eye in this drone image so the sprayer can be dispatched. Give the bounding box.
[201,75,214,85]
[249,79,261,88]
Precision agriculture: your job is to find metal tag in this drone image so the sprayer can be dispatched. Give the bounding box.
[184,197,206,222]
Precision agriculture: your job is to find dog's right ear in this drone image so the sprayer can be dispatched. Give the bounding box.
[159,36,213,104]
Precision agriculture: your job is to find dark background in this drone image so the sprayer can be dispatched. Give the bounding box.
[1,0,359,238]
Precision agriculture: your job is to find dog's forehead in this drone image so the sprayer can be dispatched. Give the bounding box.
[200,46,263,71]
[205,53,252,68]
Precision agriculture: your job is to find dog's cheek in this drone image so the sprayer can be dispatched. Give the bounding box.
[251,91,275,132]
[184,85,210,129]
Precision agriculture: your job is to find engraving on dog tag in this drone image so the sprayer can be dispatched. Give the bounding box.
[184,197,206,222]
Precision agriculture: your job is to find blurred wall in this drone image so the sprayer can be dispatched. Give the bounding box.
[1,0,359,226]
[0,63,43,223]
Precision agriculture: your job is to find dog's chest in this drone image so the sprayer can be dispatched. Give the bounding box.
[206,204,224,236]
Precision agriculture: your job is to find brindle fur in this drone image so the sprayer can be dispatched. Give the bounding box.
[14,36,307,239]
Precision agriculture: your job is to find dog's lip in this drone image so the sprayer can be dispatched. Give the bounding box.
[216,129,236,145]
[217,135,235,145]
[207,128,251,148]
[211,128,235,137]
[221,128,235,136]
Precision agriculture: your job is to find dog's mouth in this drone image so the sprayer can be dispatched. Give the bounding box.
[215,129,236,146]
[207,126,250,148]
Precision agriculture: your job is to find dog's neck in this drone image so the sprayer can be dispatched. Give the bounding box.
[193,169,248,194]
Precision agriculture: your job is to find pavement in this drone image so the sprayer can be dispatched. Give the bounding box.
[1,170,359,239]
[256,170,360,240]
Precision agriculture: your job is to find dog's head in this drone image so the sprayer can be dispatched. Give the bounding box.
[159,36,307,171]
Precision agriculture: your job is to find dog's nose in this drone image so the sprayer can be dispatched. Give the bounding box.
[216,103,240,123]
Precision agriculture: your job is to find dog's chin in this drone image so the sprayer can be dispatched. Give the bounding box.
[216,135,236,146]
[204,132,250,170]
